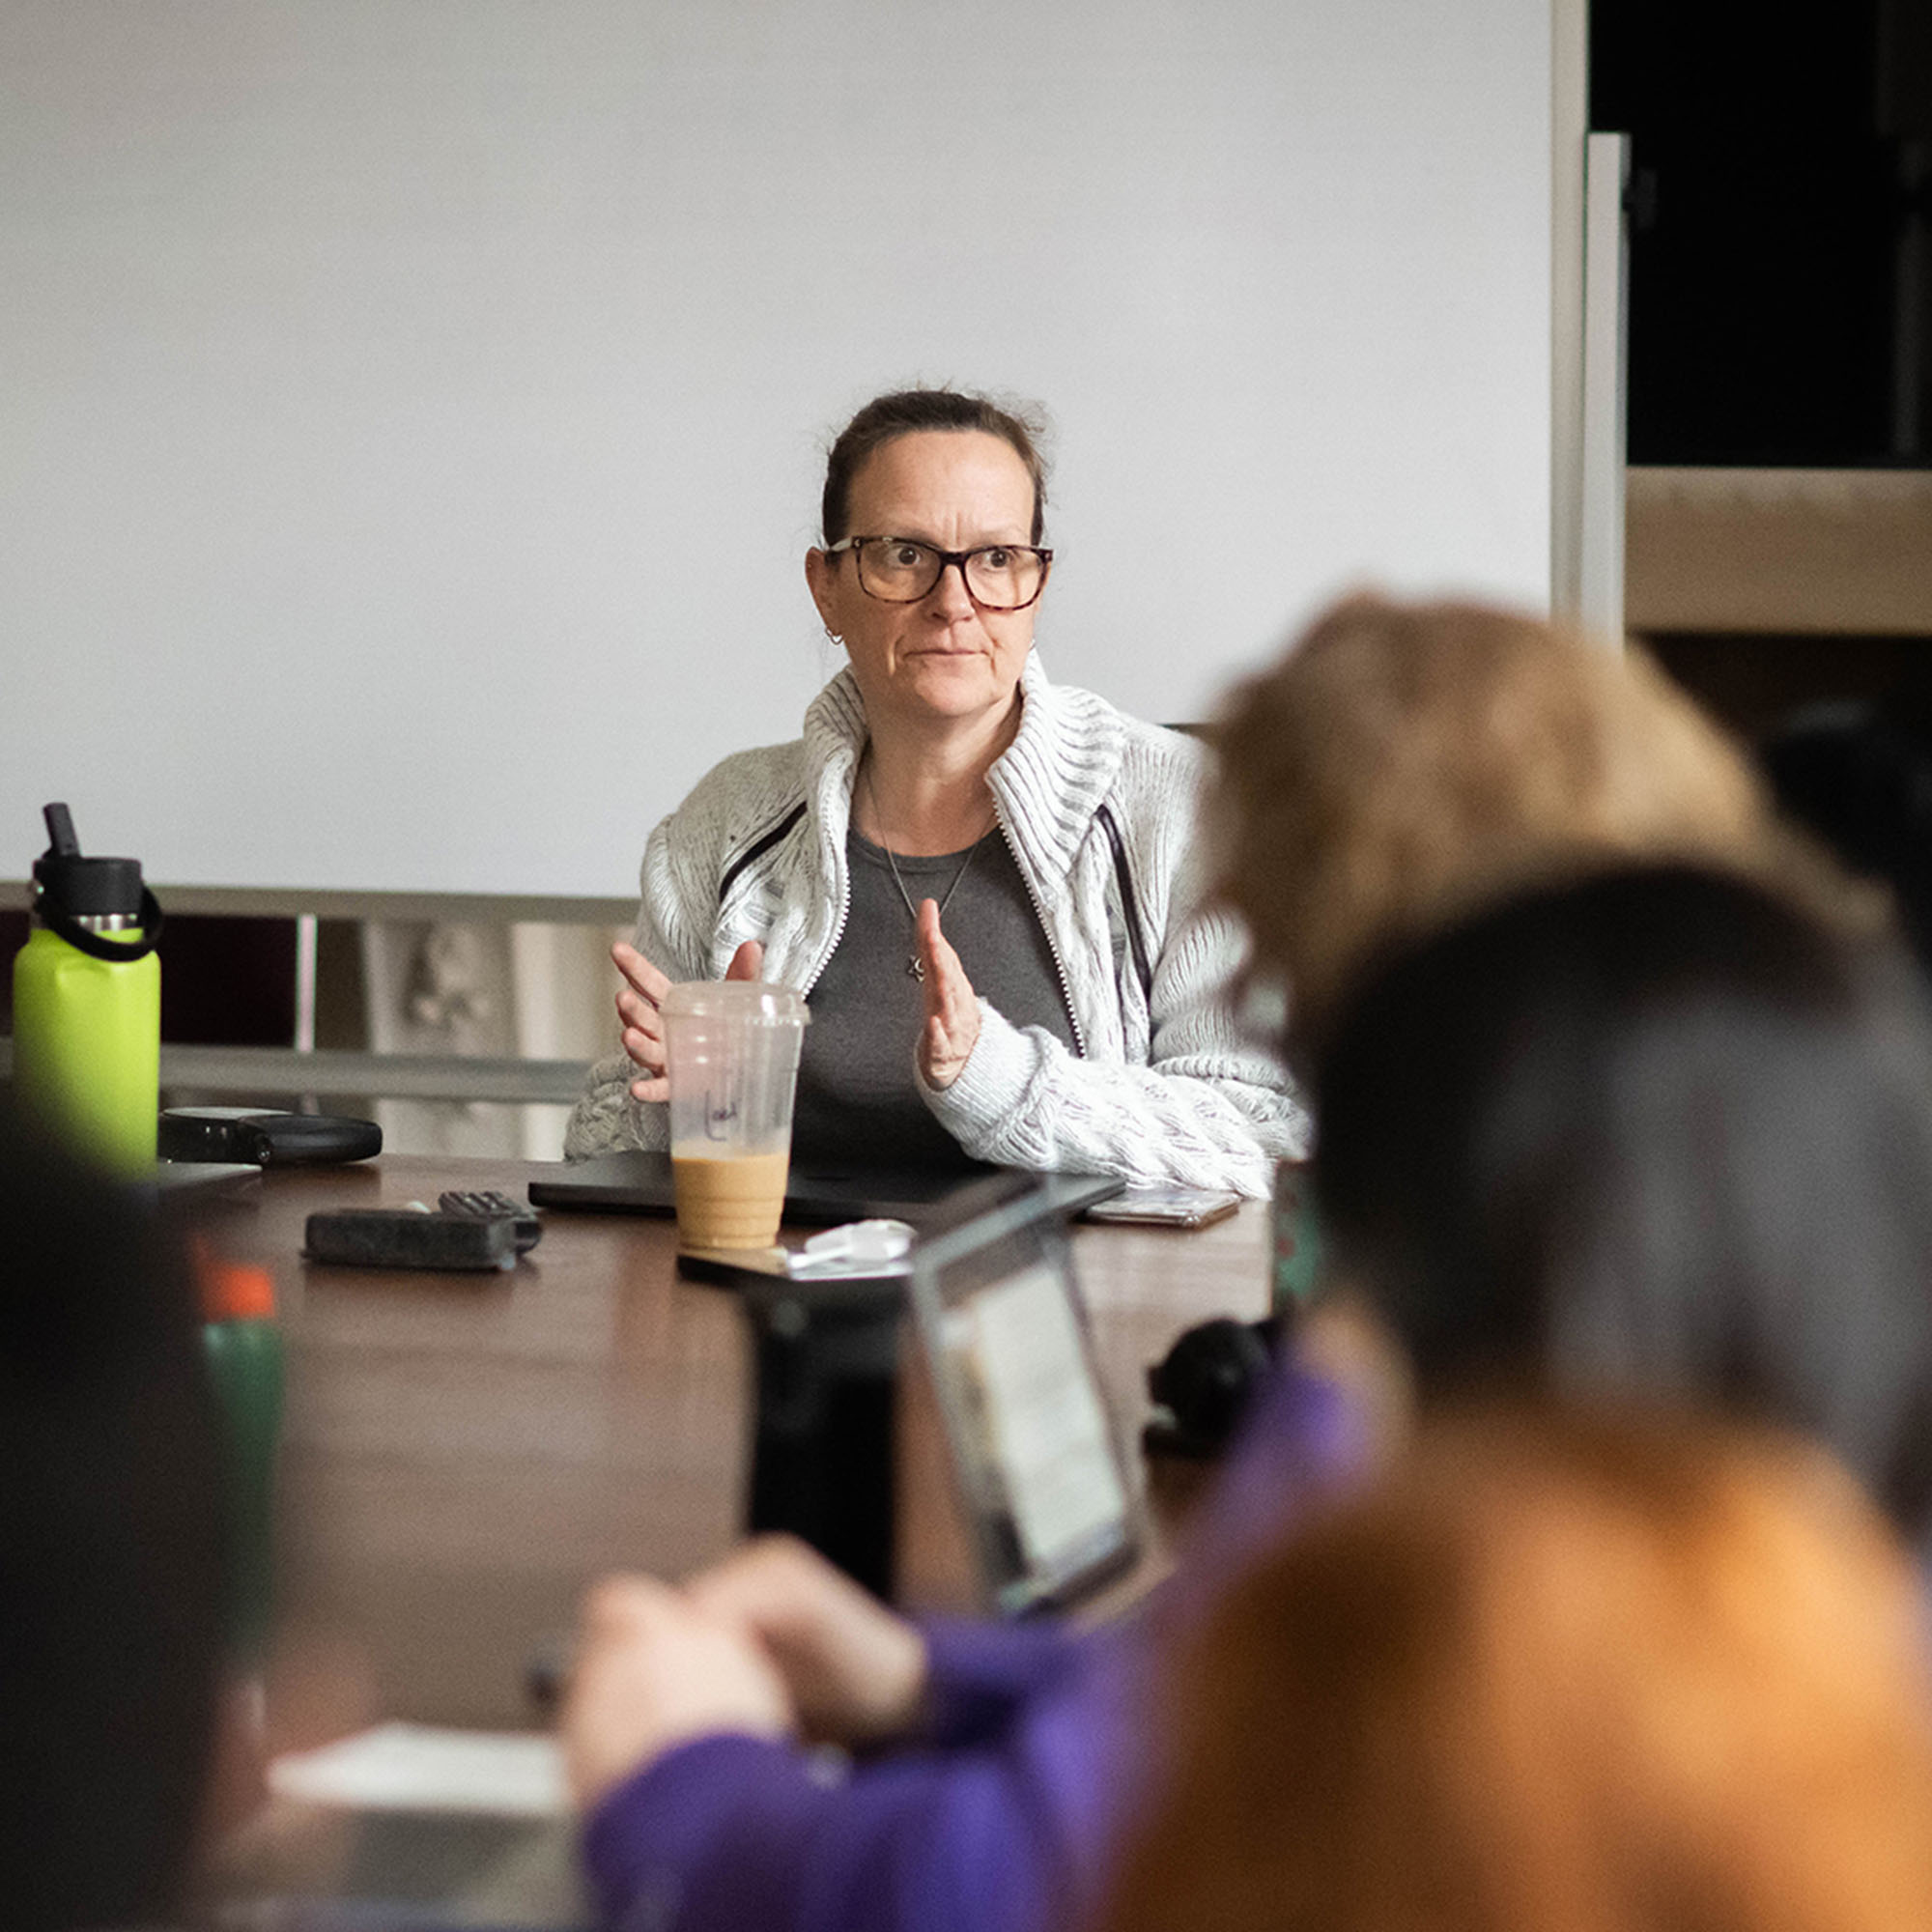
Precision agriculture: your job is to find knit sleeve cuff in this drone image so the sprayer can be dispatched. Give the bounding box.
[918,1003,1040,1156]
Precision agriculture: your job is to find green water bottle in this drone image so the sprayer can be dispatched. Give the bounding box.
[198,1251,286,1662]
[11,803,163,1177]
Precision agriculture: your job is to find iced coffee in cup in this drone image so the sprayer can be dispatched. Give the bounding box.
[660,981,810,1249]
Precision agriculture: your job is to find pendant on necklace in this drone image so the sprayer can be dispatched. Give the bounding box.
[907,955,924,982]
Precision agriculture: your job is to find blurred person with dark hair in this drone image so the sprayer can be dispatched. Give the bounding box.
[1304,863,1932,1541]
[1101,1404,1932,1932]
[0,1104,227,1931]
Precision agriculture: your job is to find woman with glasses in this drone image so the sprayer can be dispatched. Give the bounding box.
[565,387,1303,1190]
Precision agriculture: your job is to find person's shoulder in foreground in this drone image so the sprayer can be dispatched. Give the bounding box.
[1097,1400,1932,1932]
[0,1104,227,1932]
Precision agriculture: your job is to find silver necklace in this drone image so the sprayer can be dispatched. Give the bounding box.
[864,766,987,981]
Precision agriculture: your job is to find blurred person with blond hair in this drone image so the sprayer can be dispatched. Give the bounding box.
[1212,592,1831,1045]
[1101,1402,1932,1932]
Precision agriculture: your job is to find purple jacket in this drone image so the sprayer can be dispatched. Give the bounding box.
[581,1367,1366,1932]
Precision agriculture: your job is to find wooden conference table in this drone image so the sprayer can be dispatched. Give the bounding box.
[187,1156,1273,1745]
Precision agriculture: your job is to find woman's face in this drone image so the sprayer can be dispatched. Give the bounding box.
[806,430,1042,740]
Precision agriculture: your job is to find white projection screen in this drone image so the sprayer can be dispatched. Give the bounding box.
[0,0,1552,901]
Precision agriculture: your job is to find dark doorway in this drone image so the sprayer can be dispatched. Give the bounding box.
[1594,0,1932,464]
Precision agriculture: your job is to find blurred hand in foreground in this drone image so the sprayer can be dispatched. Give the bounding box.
[683,1534,930,1749]
[561,1573,792,1809]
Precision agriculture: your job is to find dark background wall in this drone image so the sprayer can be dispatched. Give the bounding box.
[1595,0,1932,466]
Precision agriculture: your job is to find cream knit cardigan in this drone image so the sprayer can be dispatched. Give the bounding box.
[564,653,1306,1194]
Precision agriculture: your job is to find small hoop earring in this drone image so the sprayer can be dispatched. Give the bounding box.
[824,627,845,647]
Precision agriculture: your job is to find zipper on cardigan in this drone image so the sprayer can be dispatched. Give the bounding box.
[994,810,1087,1058]
[715,796,849,999]
[799,813,852,1001]
[718,801,808,905]
[1095,803,1153,1014]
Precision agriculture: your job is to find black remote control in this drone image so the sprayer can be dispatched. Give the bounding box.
[305,1208,521,1272]
[439,1189,543,1254]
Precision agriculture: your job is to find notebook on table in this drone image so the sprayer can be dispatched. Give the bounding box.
[526,1148,1122,1232]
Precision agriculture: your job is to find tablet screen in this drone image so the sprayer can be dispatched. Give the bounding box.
[914,1202,1139,1614]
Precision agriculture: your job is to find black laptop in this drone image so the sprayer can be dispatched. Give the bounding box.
[526,1148,1122,1232]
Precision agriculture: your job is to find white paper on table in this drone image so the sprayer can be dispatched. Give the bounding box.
[268,1721,570,1817]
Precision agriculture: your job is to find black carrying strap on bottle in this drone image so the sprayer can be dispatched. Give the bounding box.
[32,804,164,962]
[37,887,166,963]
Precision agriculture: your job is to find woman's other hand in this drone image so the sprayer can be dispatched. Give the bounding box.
[682,1534,930,1749]
[612,938,765,1102]
[561,1574,793,1809]
[916,901,980,1089]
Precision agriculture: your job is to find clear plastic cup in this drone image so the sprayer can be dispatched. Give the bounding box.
[660,981,810,1248]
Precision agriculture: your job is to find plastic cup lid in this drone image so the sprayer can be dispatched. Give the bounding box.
[660,981,810,1025]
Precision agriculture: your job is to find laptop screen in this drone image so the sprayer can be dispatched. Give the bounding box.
[910,1193,1141,1615]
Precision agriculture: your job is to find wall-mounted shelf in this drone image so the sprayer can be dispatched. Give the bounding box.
[1627,468,1932,637]
[0,1037,588,1108]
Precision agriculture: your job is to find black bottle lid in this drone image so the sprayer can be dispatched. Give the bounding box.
[32,803,144,918]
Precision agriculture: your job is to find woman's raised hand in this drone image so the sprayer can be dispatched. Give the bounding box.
[612,938,766,1103]
[611,942,673,1101]
[916,900,980,1089]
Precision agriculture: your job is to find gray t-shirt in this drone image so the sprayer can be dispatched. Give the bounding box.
[790,827,1079,1169]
